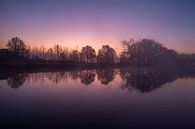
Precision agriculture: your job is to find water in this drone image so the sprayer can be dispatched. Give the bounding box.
[0,67,195,129]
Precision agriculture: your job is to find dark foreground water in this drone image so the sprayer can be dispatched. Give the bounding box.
[0,67,195,129]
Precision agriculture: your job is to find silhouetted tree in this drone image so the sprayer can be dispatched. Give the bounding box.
[80,45,96,63]
[69,50,80,62]
[97,45,117,64]
[120,38,180,65]
[119,39,135,64]
[7,37,27,56]
[46,48,54,60]
[53,44,62,60]
[31,46,39,59]
[39,46,46,59]
[61,47,69,61]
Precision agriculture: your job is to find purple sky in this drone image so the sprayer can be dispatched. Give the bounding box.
[0,0,195,53]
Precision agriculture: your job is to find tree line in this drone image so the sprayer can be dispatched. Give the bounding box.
[4,37,195,66]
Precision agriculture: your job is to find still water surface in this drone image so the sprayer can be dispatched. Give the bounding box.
[0,67,195,129]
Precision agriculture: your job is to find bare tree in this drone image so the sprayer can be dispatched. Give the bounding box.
[46,48,54,60]
[53,44,62,60]
[7,37,27,56]
[62,47,69,61]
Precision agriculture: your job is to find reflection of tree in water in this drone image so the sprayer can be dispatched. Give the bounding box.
[53,72,67,84]
[96,68,117,85]
[50,72,62,84]
[44,71,69,84]
[120,67,195,93]
[7,73,28,89]
[30,70,89,84]
[3,66,195,90]
[80,70,96,85]
[69,71,80,81]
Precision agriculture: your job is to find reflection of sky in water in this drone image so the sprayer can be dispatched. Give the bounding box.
[0,69,195,128]
[0,69,195,106]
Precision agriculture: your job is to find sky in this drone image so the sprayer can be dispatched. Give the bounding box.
[0,0,195,53]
